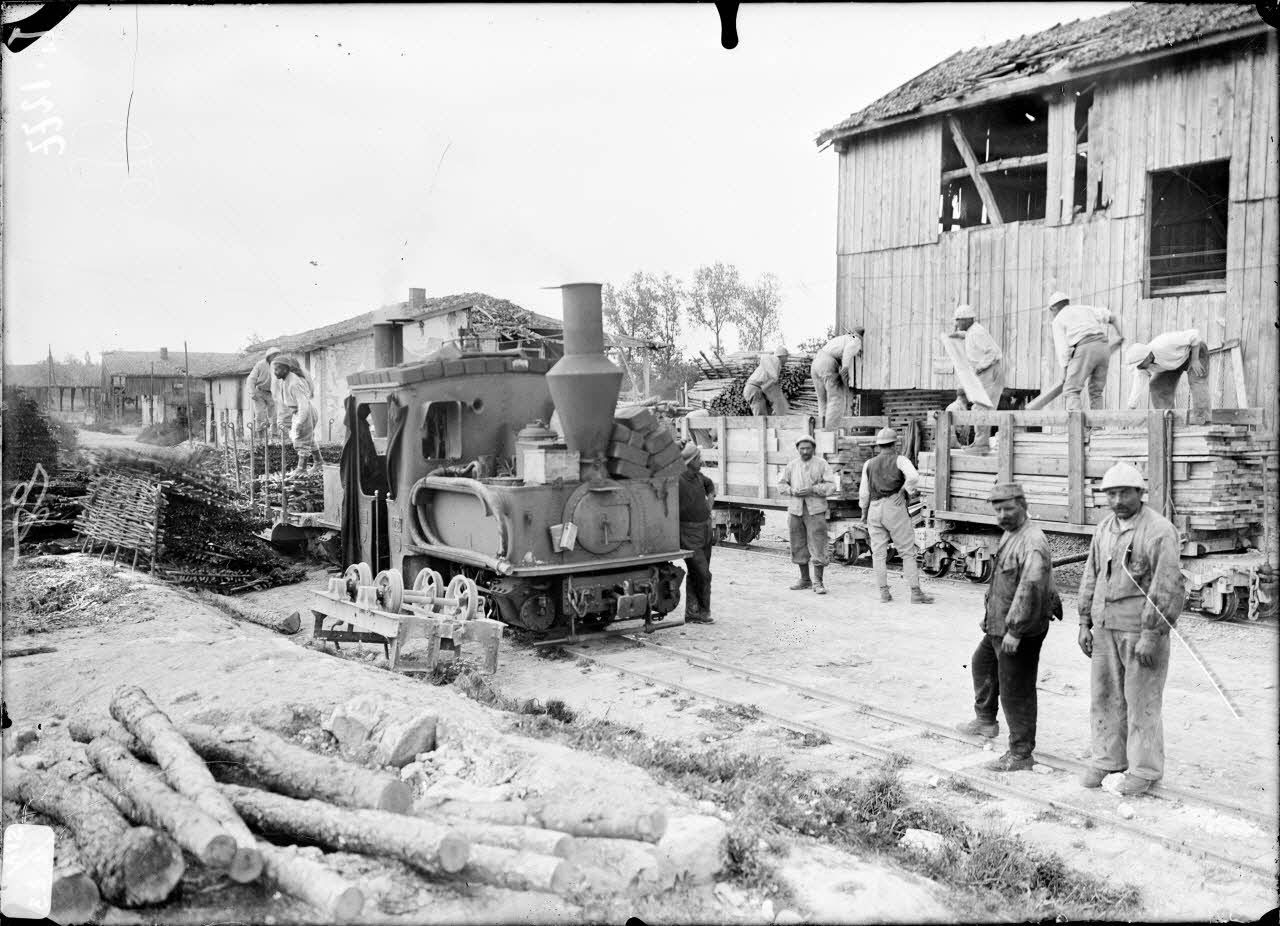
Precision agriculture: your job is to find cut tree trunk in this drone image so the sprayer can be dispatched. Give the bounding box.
[257,841,364,921]
[433,816,574,858]
[85,737,238,869]
[51,865,100,925]
[461,844,578,895]
[220,783,470,876]
[429,799,532,827]
[2,760,184,907]
[530,800,668,842]
[107,687,263,883]
[197,591,301,634]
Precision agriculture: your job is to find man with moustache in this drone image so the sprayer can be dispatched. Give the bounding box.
[678,440,717,624]
[777,435,837,595]
[955,483,1061,771]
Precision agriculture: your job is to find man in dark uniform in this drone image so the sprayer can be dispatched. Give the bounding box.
[678,441,716,624]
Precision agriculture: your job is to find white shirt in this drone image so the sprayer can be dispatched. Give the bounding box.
[961,322,1002,373]
[1127,329,1201,408]
[819,334,863,377]
[1051,304,1113,368]
[745,353,784,390]
[858,454,920,510]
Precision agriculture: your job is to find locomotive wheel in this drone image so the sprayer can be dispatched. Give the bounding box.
[342,562,373,600]
[412,567,444,598]
[373,569,405,613]
[446,574,479,620]
[919,542,954,578]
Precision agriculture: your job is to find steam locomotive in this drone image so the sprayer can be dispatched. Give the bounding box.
[337,283,689,637]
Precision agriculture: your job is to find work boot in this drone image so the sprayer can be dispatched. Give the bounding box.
[911,586,934,605]
[1117,774,1152,796]
[790,565,812,591]
[879,586,893,603]
[955,718,999,739]
[813,566,827,595]
[986,751,1035,773]
[1079,767,1111,789]
[685,612,715,625]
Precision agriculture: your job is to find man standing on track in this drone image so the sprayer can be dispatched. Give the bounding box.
[956,483,1061,771]
[859,427,933,605]
[778,435,837,595]
[678,441,716,624]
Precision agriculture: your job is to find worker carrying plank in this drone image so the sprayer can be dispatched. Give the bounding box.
[858,428,933,605]
[1124,329,1211,410]
[1077,462,1186,797]
[955,483,1062,772]
[949,304,1003,453]
[777,435,837,595]
[742,346,790,417]
[810,329,863,428]
[1047,291,1123,410]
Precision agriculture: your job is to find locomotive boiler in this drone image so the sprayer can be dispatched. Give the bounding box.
[338,282,689,638]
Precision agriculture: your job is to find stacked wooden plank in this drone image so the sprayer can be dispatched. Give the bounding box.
[824,433,879,498]
[687,354,819,416]
[608,406,684,479]
[874,389,954,452]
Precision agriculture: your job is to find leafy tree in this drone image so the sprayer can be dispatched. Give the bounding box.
[736,273,782,351]
[797,324,837,355]
[689,262,743,357]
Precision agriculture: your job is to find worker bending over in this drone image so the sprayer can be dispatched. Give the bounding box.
[778,435,837,595]
[1047,291,1122,410]
[1124,329,1210,410]
[950,304,1004,453]
[272,356,322,475]
[743,346,790,416]
[859,428,933,605]
[246,346,281,438]
[810,329,863,428]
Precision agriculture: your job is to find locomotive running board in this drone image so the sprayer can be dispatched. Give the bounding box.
[532,616,687,647]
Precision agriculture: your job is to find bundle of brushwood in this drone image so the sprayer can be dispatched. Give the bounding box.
[254,468,326,512]
[691,353,819,416]
[607,406,685,479]
[228,442,343,480]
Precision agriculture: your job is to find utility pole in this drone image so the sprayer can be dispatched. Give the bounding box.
[150,362,156,426]
[183,341,192,444]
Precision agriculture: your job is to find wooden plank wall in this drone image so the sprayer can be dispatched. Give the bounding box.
[838,120,941,254]
[835,35,1277,424]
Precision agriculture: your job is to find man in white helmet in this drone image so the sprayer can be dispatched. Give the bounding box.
[778,435,837,594]
[1077,462,1185,797]
[810,328,864,428]
[246,346,282,437]
[949,304,1004,453]
[1124,329,1210,410]
[1047,291,1123,410]
[859,428,933,605]
[743,346,791,417]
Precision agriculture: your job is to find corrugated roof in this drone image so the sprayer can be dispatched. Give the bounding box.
[100,350,241,378]
[816,3,1266,146]
[4,361,101,388]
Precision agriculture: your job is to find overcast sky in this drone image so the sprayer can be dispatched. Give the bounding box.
[3,2,1131,365]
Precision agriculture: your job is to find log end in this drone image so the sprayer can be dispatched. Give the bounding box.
[438,833,471,874]
[228,846,265,883]
[51,871,101,925]
[202,832,239,870]
[376,781,414,815]
[549,859,581,895]
[332,885,366,921]
[640,809,668,842]
[549,832,575,859]
[118,827,185,907]
[280,611,302,635]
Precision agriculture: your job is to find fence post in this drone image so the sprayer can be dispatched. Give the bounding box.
[1067,410,1086,525]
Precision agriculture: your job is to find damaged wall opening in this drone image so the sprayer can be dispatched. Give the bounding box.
[940,94,1049,230]
[1146,159,1229,296]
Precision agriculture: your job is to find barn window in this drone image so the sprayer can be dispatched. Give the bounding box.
[1146,160,1229,296]
[422,401,462,461]
[940,94,1049,230]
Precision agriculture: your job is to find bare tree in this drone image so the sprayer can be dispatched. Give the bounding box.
[688,262,743,357]
[736,273,782,351]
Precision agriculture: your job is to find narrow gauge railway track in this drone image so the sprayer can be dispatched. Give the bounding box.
[716,540,1280,634]
[562,634,1277,881]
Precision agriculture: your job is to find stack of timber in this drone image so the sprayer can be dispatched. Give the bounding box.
[868,389,955,453]
[918,410,1271,550]
[688,353,819,416]
[608,406,685,479]
[825,429,881,499]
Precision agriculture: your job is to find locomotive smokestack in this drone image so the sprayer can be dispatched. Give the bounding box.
[545,283,623,465]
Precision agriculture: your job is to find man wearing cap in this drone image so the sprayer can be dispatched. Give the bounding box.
[810,330,864,428]
[950,304,1004,453]
[1048,292,1123,410]
[859,428,933,604]
[1124,329,1210,411]
[956,483,1061,771]
[246,346,282,437]
[743,346,791,417]
[777,435,837,594]
[678,441,717,624]
[272,356,322,475]
[1077,462,1185,796]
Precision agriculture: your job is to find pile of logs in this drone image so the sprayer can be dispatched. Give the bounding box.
[689,353,820,417]
[607,407,685,480]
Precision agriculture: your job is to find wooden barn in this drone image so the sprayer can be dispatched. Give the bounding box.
[816,3,1278,424]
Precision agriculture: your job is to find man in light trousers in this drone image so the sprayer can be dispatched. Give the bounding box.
[1125,329,1211,411]
[810,330,863,428]
[778,435,837,595]
[1077,462,1185,796]
[1048,291,1123,410]
[859,427,933,605]
[950,304,1004,453]
[743,346,790,416]
[246,346,281,437]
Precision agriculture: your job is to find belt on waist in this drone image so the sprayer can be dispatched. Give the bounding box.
[1072,333,1105,348]
[679,519,708,525]
[870,493,904,503]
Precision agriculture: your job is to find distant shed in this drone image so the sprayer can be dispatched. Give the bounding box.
[817,3,1277,422]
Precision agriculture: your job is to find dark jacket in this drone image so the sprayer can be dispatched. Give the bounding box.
[1079,504,1185,642]
[983,520,1061,639]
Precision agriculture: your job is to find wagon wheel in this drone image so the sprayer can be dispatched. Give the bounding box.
[446,574,479,620]
[1201,588,1240,622]
[342,562,373,600]
[373,569,405,613]
[412,567,444,598]
[919,542,954,578]
[964,554,994,584]
[732,524,761,545]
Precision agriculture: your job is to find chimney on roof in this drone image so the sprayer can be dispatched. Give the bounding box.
[160,347,169,361]
[409,287,426,310]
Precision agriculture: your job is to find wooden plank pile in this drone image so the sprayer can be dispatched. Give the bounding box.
[687,353,819,416]
[825,432,880,498]
[607,406,685,479]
